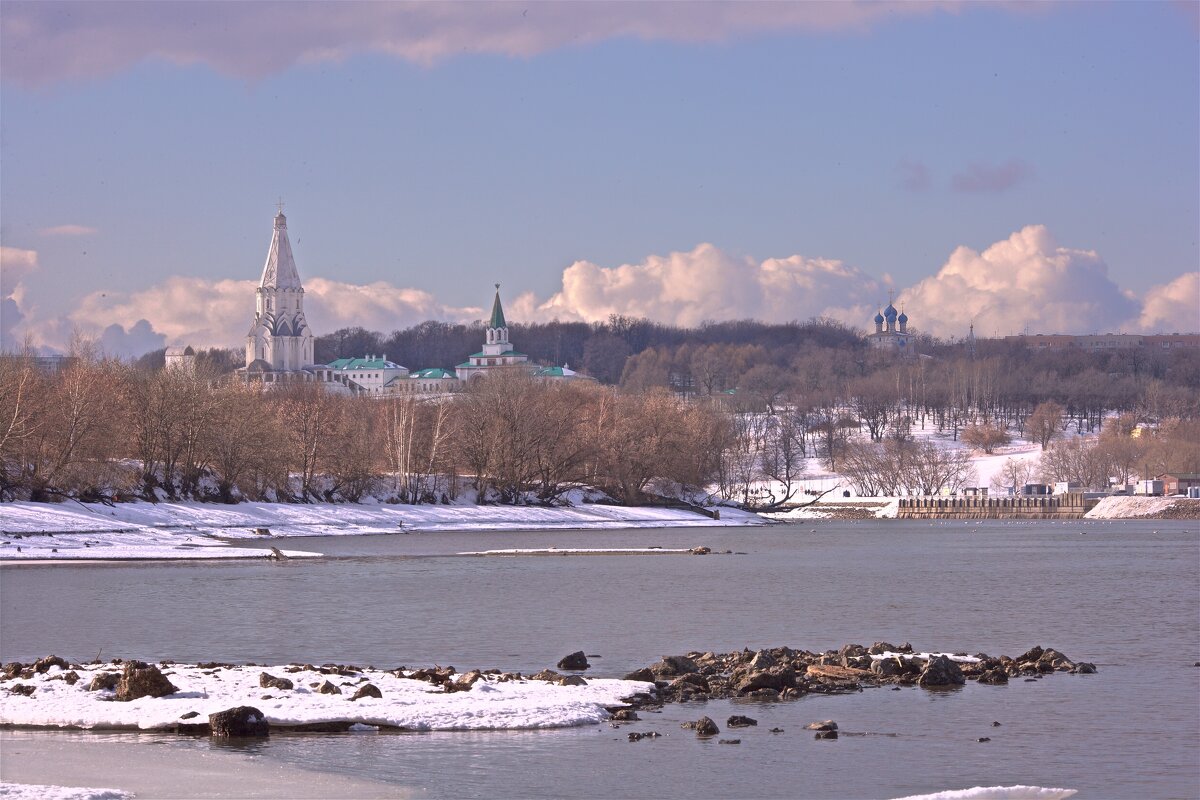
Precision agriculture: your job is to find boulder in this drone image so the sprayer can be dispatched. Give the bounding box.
[62,671,80,685]
[726,715,758,728]
[351,683,382,700]
[736,666,795,694]
[976,668,1009,685]
[813,730,838,740]
[116,662,178,701]
[530,669,561,682]
[259,672,294,691]
[33,655,68,673]
[1075,662,1097,674]
[611,709,639,721]
[87,672,120,692]
[558,675,588,687]
[623,668,655,683]
[316,680,342,695]
[870,657,907,677]
[803,720,838,731]
[682,716,719,737]
[209,706,269,737]
[748,650,777,670]
[917,655,966,688]
[556,651,590,671]
[2,662,25,680]
[8,683,35,696]
[651,655,699,677]
[868,642,899,655]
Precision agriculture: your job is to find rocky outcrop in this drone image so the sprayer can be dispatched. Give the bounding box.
[209,706,269,737]
[351,683,382,700]
[316,680,342,695]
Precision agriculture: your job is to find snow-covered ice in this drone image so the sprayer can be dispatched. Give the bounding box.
[0,662,652,732]
[458,547,697,556]
[870,652,981,663]
[0,784,131,800]
[894,786,1077,800]
[0,500,764,561]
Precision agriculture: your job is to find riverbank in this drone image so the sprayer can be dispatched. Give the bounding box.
[0,500,765,561]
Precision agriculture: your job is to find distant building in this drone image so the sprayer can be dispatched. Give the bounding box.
[164,345,196,373]
[455,285,530,381]
[326,355,410,395]
[867,297,912,353]
[1157,473,1200,496]
[240,209,330,385]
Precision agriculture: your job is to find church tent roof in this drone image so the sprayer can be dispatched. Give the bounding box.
[488,287,507,329]
[259,212,304,290]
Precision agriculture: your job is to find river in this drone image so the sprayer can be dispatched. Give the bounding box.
[1,519,1197,798]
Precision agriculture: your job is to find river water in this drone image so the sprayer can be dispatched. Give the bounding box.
[1,520,1197,799]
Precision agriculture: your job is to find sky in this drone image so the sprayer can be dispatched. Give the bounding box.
[1,1,1198,357]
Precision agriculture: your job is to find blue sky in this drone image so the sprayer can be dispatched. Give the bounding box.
[1,1,1197,355]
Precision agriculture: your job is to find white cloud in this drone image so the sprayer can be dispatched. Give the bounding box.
[1,1,970,86]
[522,242,881,327]
[38,224,98,237]
[1136,272,1200,333]
[0,246,39,350]
[898,225,1143,337]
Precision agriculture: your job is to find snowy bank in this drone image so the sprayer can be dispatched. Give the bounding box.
[0,661,651,733]
[0,500,765,561]
[894,787,1077,800]
[1086,496,1200,519]
[0,784,130,800]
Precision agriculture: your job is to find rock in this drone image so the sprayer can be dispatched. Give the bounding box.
[917,655,965,688]
[1015,646,1045,663]
[736,666,795,694]
[623,667,655,683]
[804,720,838,731]
[871,657,908,677]
[180,711,200,719]
[259,672,294,691]
[87,672,120,692]
[611,709,639,721]
[33,655,68,673]
[748,650,777,670]
[651,655,699,677]
[977,668,1009,685]
[209,706,269,737]
[2,662,24,679]
[977,737,991,743]
[726,715,758,728]
[116,662,178,701]
[992,721,1002,727]
[868,642,900,655]
[1076,662,1096,674]
[682,716,719,736]
[628,731,660,742]
[838,644,868,668]
[718,738,741,744]
[317,680,342,695]
[8,683,35,696]
[769,727,785,733]
[813,730,838,740]
[530,669,561,682]
[690,546,711,555]
[558,675,588,687]
[556,651,589,671]
[351,683,382,700]
[62,671,80,685]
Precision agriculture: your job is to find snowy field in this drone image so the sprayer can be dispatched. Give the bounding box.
[0,661,649,733]
[0,501,765,562]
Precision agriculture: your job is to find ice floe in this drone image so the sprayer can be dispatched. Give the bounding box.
[895,786,1077,800]
[0,784,130,800]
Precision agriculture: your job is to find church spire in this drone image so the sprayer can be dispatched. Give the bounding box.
[489,283,507,329]
[259,209,303,290]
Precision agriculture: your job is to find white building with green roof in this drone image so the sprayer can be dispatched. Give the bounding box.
[455,285,530,382]
[326,354,410,395]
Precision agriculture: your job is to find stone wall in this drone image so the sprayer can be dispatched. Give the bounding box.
[897,493,1099,520]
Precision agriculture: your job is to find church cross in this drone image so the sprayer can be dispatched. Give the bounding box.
[276,197,286,214]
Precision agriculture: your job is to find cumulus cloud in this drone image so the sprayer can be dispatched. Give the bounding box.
[520,243,881,328]
[38,224,98,237]
[951,160,1033,193]
[1,246,39,350]
[54,275,480,356]
[897,224,1144,337]
[1136,272,1200,333]
[2,1,969,85]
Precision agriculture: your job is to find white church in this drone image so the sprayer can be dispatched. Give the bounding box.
[237,208,586,393]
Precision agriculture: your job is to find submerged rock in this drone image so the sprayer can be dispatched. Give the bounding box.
[804,720,838,731]
[726,715,758,728]
[682,716,719,736]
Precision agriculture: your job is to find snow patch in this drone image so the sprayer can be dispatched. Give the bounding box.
[0,663,652,732]
[0,784,131,800]
[894,786,1077,800]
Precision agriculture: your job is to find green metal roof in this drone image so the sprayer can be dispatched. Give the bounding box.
[410,368,457,379]
[327,356,403,370]
[489,288,506,329]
